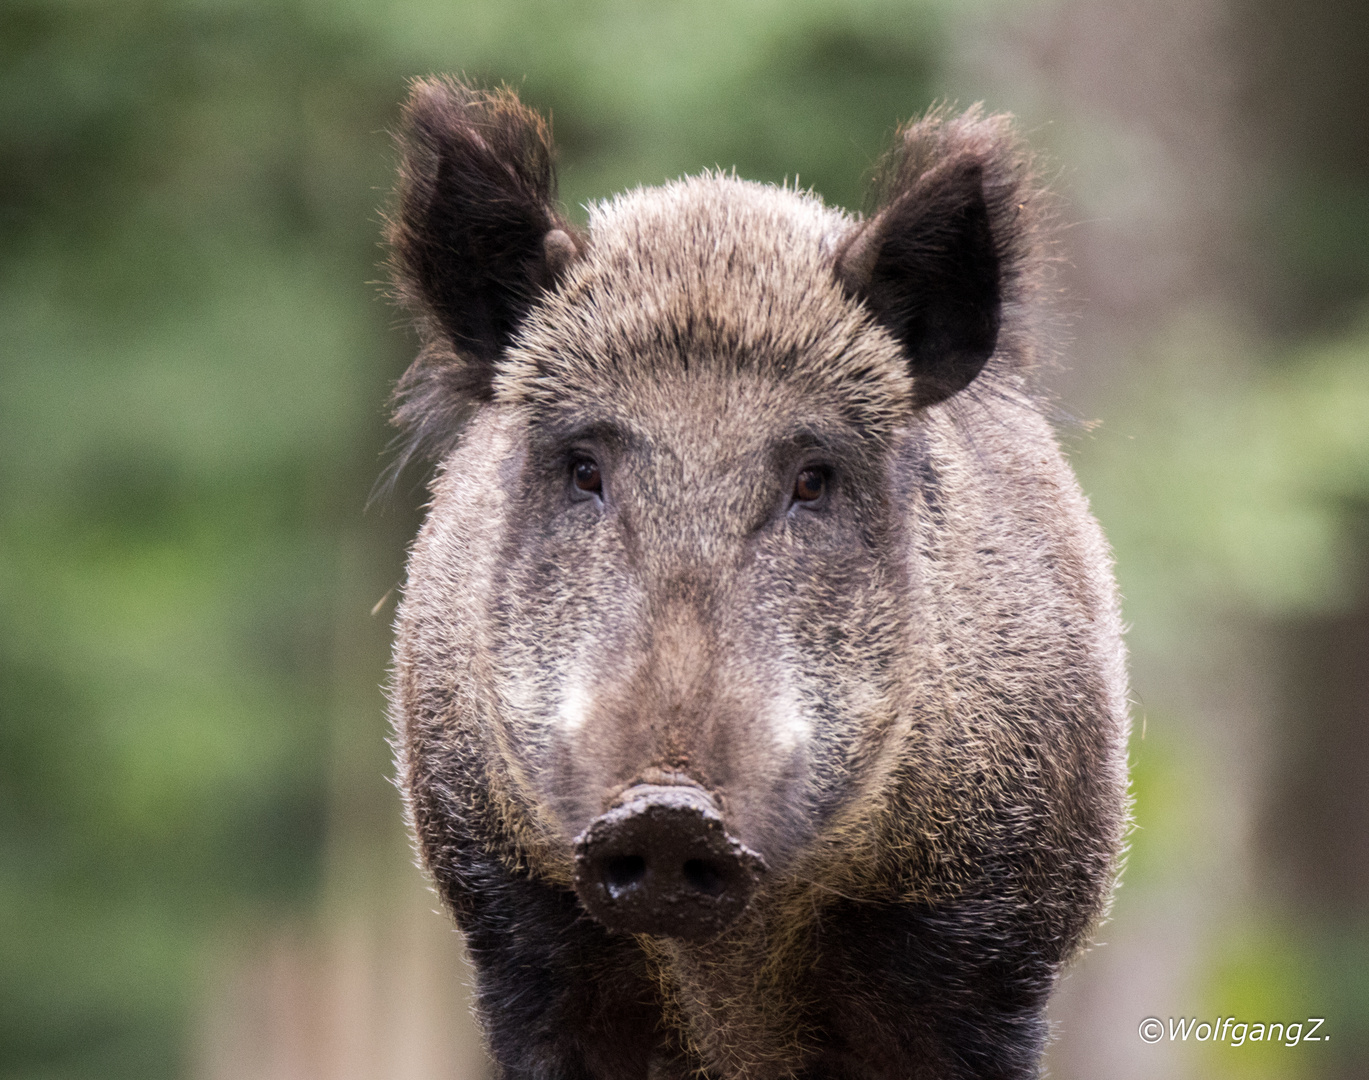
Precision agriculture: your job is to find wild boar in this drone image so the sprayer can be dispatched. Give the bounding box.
[385,78,1129,1080]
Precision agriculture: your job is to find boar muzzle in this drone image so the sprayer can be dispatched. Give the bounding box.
[572,784,766,941]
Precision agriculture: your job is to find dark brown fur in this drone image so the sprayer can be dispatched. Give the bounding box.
[385,78,1129,1080]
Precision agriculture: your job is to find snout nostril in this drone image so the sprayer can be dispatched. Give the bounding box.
[682,858,726,897]
[574,785,766,940]
[603,854,647,899]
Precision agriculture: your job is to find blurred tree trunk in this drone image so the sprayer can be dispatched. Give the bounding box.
[1266,521,1369,1080]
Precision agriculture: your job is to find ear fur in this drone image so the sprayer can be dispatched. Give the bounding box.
[385,78,585,469]
[836,106,1040,409]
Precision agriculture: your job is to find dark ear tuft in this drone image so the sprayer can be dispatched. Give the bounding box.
[836,106,1041,408]
[384,78,586,471]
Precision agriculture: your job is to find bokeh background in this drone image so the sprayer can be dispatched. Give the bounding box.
[2,1,1366,1077]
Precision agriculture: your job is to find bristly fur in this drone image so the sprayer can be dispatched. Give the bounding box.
[837,104,1048,409]
[384,79,1129,1080]
[383,77,584,485]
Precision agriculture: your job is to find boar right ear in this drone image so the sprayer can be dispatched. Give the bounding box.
[385,78,585,466]
[836,107,1038,409]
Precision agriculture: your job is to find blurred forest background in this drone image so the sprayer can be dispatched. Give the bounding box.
[1,1,1366,1078]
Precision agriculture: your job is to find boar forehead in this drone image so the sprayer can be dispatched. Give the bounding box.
[492,173,916,431]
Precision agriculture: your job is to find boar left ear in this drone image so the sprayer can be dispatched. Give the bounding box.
[836,107,1037,409]
[385,78,585,468]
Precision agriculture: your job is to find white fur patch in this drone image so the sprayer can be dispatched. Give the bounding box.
[769,682,812,751]
[557,680,591,733]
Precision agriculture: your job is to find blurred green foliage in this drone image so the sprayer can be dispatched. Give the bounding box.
[1076,322,1369,650]
[1085,324,1369,1077]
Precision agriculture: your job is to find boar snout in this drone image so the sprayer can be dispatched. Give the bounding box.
[572,783,766,942]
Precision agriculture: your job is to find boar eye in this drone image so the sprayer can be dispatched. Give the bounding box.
[793,466,828,505]
[571,457,603,496]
